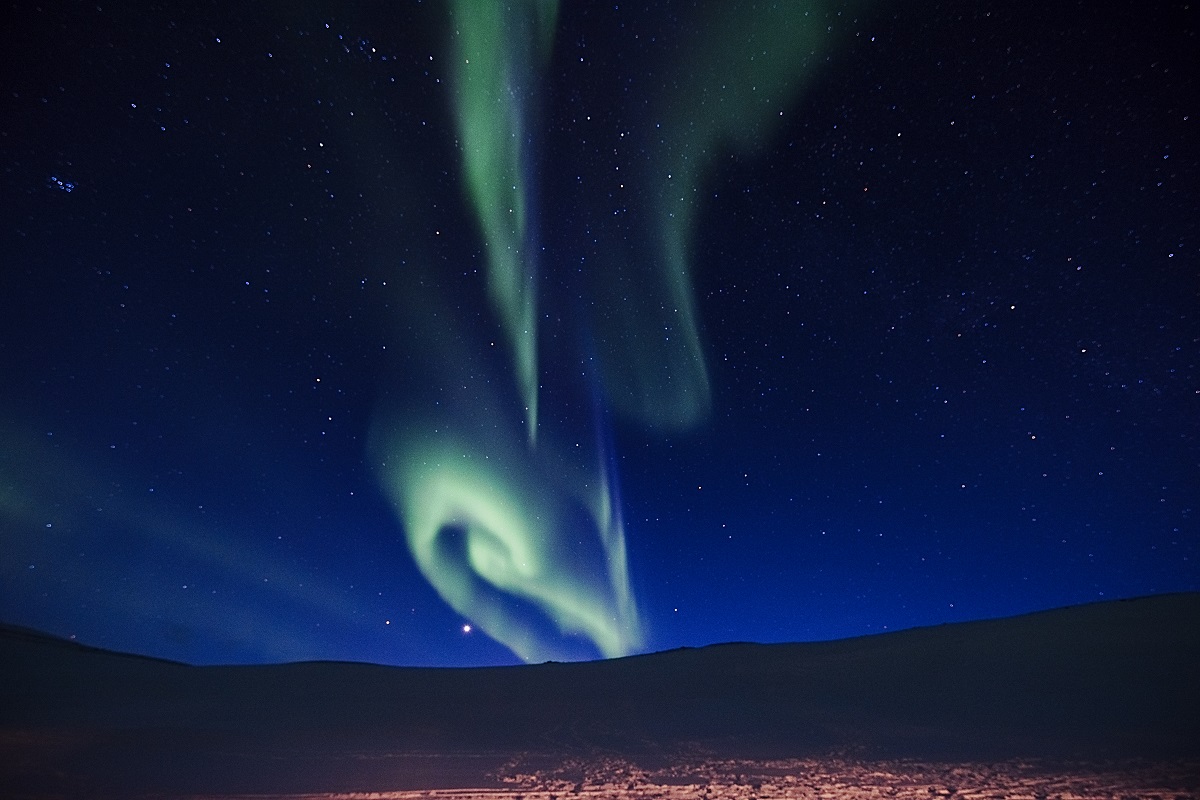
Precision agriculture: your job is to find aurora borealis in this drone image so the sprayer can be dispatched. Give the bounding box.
[1,1,1196,667]
[446,0,550,445]
[372,1,870,662]
[371,0,638,662]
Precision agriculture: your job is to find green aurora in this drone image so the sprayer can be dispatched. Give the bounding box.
[374,1,857,662]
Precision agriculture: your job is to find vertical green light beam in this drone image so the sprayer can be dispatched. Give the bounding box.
[448,0,557,445]
[590,1,862,431]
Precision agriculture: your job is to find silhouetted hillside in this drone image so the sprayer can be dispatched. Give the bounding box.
[2,594,1198,797]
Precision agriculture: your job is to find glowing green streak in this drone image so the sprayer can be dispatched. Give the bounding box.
[593,2,857,430]
[374,423,641,662]
[657,2,846,226]
[449,1,557,444]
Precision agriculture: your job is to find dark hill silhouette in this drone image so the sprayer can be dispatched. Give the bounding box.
[2,594,1198,797]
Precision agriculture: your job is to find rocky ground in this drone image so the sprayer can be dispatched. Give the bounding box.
[195,754,1199,800]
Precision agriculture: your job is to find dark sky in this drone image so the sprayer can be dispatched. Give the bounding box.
[1,0,1195,668]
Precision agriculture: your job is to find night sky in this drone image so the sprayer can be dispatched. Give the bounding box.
[1,1,1196,668]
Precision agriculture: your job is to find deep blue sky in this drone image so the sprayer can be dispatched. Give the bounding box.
[1,1,1196,667]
